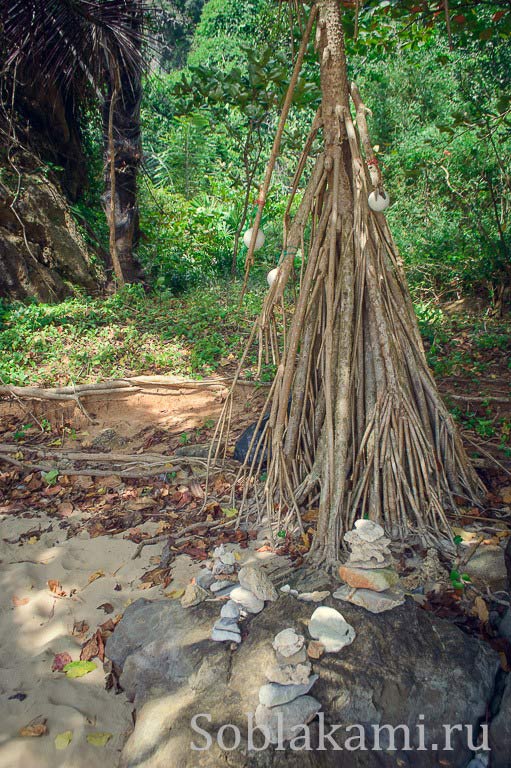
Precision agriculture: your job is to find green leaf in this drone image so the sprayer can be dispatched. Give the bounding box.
[277,529,286,538]
[453,535,463,546]
[86,732,112,747]
[461,573,472,583]
[222,508,238,518]
[42,469,59,485]
[55,731,73,750]
[63,661,97,678]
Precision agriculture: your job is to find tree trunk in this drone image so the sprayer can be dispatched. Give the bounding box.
[218,0,485,567]
[102,14,143,286]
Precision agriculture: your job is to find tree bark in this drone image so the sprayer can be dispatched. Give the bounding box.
[102,7,143,285]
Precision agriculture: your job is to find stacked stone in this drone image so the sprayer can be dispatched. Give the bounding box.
[191,547,278,643]
[333,519,405,614]
[254,629,321,743]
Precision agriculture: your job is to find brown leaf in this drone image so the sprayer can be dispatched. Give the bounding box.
[80,630,105,662]
[56,502,74,518]
[72,620,89,637]
[97,602,114,614]
[52,652,73,672]
[87,570,105,585]
[48,579,66,597]
[472,596,489,623]
[19,716,48,737]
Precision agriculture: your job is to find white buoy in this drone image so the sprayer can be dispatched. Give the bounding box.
[267,267,279,287]
[243,227,265,251]
[368,190,390,212]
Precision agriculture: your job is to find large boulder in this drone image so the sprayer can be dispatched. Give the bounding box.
[489,673,511,768]
[106,593,499,768]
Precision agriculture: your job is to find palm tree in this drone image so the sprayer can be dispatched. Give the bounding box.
[2,0,149,285]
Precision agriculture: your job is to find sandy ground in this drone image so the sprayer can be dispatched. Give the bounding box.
[0,508,177,768]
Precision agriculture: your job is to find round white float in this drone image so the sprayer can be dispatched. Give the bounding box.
[267,267,279,287]
[243,227,265,250]
[368,190,390,212]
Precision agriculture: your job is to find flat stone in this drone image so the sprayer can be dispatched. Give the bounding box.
[210,579,236,593]
[212,583,237,598]
[238,564,278,602]
[230,586,264,613]
[338,565,399,592]
[272,628,305,657]
[195,569,215,589]
[265,662,312,685]
[353,519,385,542]
[258,674,319,707]
[275,647,307,667]
[180,583,208,608]
[333,584,406,613]
[297,590,330,603]
[307,640,325,659]
[211,627,241,643]
[220,600,240,620]
[254,696,321,744]
[213,616,240,631]
[308,605,356,652]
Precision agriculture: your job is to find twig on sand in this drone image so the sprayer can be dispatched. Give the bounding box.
[131,517,237,560]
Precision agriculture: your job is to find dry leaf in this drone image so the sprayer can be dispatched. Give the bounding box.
[80,630,105,662]
[473,596,489,623]
[97,602,114,614]
[52,652,72,672]
[72,619,89,637]
[56,502,74,518]
[165,588,185,600]
[87,570,105,585]
[12,595,30,607]
[86,732,112,747]
[19,716,47,737]
[48,579,66,597]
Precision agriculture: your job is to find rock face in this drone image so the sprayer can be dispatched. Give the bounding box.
[0,172,99,301]
[107,594,499,768]
[489,674,511,768]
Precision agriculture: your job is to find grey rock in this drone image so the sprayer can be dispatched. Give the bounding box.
[498,607,511,642]
[464,545,508,590]
[180,583,208,608]
[333,584,405,613]
[112,589,499,768]
[272,627,305,657]
[210,578,235,593]
[308,605,356,652]
[212,560,235,575]
[297,590,330,603]
[238,563,278,602]
[259,674,319,707]
[275,647,308,667]
[220,600,240,620]
[230,585,265,613]
[213,616,239,630]
[195,569,215,590]
[489,673,511,768]
[254,696,322,744]
[265,662,312,685]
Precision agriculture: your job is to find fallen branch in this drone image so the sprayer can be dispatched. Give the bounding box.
[131,517,237,559]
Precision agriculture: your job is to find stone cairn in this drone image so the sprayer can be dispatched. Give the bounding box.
[181,544,278,643]
[254,628,321,743]
[333,519,405,613]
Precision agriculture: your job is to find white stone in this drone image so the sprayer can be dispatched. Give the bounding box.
[308,606,356,652]
[353,519,385,542]
[259,675,319,707]
[243,227,265,251]
[368,190,390,212]
[272,628,305,657]
[238,564,277,602]
[267,267,279,287]
[230,586,264,614]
